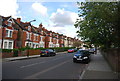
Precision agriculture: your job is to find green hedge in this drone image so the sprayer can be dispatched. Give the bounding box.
[2,49,13,53]
[47,47,75,52]
[2,47,75,53]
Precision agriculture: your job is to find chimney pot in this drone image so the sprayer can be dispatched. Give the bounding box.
[17,18,21,23]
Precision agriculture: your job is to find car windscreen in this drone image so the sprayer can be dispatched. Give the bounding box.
[76,50,84,54]
[48,49,54,52]
[76,50,89,55]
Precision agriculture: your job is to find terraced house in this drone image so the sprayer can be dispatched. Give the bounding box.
[0,16,81,49]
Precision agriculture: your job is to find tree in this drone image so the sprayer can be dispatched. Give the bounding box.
[73,41,82,47]
[74,2,120,49]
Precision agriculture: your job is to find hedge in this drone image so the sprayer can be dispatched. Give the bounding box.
[2,47,75,53]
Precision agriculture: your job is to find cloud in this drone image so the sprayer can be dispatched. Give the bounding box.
[32,2,48,16]
[50,8,78,27]
[0,0,19,18]
[46,26,78,38]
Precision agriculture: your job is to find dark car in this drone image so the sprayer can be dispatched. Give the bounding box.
[74,48,78,52]
[73,49,91,63]
[40,49,56,57]
[89,48,96,54]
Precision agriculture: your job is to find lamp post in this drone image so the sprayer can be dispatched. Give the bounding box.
[29,20,36,23]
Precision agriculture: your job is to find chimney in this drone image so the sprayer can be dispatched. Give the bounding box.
[39,23,43,29]
[17,18,21,24]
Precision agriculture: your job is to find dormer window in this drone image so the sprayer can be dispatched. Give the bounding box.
[28,26,31,31]
[7,21,12,27]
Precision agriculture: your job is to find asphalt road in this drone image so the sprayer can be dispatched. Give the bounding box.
[2,52,87,80]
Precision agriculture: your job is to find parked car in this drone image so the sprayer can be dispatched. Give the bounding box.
[89,48,96,54]
[73,50,91,63]
[74,48,78,52]
[68,49,74,53]
[40,49,56,57]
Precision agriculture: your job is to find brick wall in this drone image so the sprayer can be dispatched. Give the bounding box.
[27,49,40,56]
[101,48,120,72]
[2,52,13,58]
[2,49,41,58]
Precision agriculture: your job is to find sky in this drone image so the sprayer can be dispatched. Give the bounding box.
[0,0,83,38]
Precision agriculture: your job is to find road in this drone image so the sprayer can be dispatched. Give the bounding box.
[2,52,87,80]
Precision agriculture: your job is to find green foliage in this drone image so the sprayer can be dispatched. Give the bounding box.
[13,49,19,57]
[75,2,120,49]
[2,49,12,53]
[37,47,75,52]
[2,47,75,54]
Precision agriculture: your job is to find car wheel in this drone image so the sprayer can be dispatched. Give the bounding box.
[73,60,76,63]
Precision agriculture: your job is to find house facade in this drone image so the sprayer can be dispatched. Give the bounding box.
[0,16,82,49]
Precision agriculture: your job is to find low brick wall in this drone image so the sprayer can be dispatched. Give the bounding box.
[18,50,27,56]
[2,49,41,58]
[2,52,14,58]
[27,49,40,56]
[101,48,120,72]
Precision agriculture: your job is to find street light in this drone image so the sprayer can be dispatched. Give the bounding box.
[29,19,36,23]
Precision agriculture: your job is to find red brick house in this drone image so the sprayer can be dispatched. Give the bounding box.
[0,16,81,49]
[0,16,19,49]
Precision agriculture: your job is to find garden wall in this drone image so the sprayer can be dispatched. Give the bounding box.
[101,48,120,72]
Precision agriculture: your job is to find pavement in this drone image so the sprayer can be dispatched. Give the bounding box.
[2,51,67,61]
[80,50,119,80]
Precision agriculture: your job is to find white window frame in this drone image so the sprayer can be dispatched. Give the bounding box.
[26,32,31,40]
[25,41,32,47]
[28,26,31,31]
[3,40,13,49]
[5,29,13,38]
[7,21,12,27]
[39,41,44,48]
[34,34,38,41]
[40,36,43,42]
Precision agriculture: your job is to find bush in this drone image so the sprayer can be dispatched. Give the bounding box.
[48,47,75,52]
[2,49,12,53]
[13,49,19,57]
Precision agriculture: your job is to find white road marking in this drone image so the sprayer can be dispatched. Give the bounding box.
[24,60,71,79]
[20,61,46,68]
[20,55,71,69]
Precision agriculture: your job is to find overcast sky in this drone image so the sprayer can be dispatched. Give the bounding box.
[0,0,82,38]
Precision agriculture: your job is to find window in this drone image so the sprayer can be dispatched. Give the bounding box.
[6,29,13,38]
[4,42,7,49]
[29,43,31,47]
[28,26,31,31]
[26,43,29,46]
[36,45,39,48]
[3,40,13,49]
[6,30,9,37]
[7,21,12,27]
[41,37,43,41]
[27,32,31,40]
[10,31,12,37]
[8,42,12,49]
